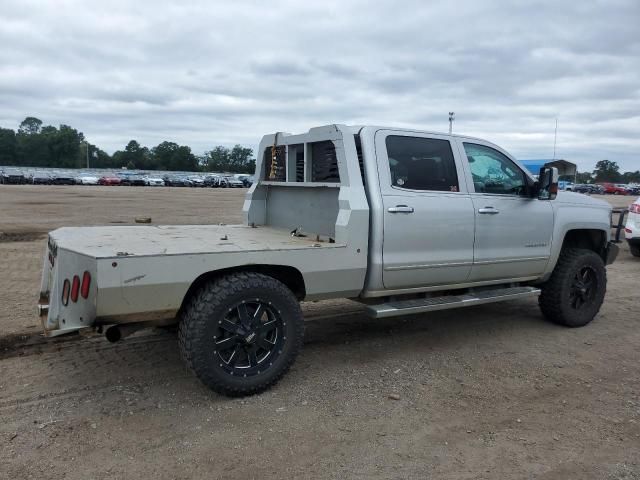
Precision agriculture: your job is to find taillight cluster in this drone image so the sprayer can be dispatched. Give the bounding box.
[61,271,91,306]
[629,203,640,214]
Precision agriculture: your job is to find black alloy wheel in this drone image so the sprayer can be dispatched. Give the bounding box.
[569,266,598,310]
[214,300,285,377]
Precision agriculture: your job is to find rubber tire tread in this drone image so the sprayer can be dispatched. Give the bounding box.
[629,243,640,257]
[178,272,304,397]
[539,248,606,327]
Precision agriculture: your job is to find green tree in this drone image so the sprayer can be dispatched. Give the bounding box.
[16,123,50,166]
[575,171,593,183]
[91,147,114,168]
[13,119,86,168]
[127,140,152,169]
[622,170,640,183]
[0,128,17,165]
[47,125,84,168]
[18,116,43,135]
[203,145,230,171]
[151,141,198,171]
[593,160,621,182]
[112,140,152,170]
[229,145,255,173]
[203,145,255,173]
[111,150,126,168]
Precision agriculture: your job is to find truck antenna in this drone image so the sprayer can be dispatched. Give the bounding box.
[448,112,455,134]
[552,117,558,161]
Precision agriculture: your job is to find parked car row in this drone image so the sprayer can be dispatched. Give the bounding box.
[572,184,605,194]
[568,183,640,196]
[0,168,254,188]
[600,183,640,195]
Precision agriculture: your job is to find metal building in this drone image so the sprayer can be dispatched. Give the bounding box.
[520,159,577,178]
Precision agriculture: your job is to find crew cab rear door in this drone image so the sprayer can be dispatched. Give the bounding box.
[375,130,475,289]
[455,139,553,282]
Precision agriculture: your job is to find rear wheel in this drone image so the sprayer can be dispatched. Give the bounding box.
[539,248,606,327]
[629,243,640,257]
[179,272,304,396]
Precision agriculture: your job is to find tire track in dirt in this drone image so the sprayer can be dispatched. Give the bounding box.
[0,239,46,337]
[0,299,366,358]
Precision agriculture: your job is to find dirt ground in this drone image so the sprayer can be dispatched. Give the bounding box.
[0,185,638,479]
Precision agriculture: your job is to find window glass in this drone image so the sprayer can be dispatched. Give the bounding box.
[385,136,459,192]
[463,143,526,195]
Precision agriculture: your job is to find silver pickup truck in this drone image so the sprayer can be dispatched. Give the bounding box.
[39,125,619,396]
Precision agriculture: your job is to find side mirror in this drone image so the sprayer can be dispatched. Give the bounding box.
[537,166,559,200]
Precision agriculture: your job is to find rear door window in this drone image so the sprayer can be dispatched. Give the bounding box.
[385,136,459,192]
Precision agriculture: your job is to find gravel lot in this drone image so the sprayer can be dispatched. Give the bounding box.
[0,185,638,479]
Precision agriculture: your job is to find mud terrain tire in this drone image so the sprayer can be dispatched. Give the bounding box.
[539,248,606,327]
[179,272,304,396]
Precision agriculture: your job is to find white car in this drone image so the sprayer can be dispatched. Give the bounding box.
[77,175,99,185]
[188,176,205,187]
[625,197,640,257]
[145,176,165,186]
[223,176,245,188]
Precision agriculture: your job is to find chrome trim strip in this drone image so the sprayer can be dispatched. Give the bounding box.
[384,256,548,271]
[384,261,473,271]
[473,256,549,265]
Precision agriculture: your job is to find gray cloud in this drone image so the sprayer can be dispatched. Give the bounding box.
[0,0,639,171]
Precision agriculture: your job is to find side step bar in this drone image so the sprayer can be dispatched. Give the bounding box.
[365,286,540,319]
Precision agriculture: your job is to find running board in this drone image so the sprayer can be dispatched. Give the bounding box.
[365,286,540,319]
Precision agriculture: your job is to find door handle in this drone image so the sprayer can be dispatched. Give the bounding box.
[388,205,414,213]
[478,207,500,214]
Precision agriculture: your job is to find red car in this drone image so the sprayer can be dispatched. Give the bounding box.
[600,183,628,195]
[98,175,122,186]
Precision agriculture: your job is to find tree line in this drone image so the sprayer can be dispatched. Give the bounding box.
[0,117,256,173]
[2,117,638,181]
[573,160,640,184]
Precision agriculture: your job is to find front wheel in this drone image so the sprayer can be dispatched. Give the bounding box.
[179,272,304,396]
[629,243,640,257]
[539,248,607,327]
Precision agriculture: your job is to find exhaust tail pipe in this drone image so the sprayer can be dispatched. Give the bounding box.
[105,323,145,343]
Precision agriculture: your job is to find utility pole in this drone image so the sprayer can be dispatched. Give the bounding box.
[84,141,90,169]
[448,112,455,134]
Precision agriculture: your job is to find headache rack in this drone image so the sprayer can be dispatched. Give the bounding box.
[262,132,341,185]
[244,124,368,244]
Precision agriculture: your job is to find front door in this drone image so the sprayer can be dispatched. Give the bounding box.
[458,140,554,282]
[376,131,476,289]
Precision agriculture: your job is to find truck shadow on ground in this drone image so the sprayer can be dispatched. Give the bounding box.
[303,298,548,350]
[1,297,566,407]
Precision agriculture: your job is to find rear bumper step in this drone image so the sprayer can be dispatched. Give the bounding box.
[365,286,540,319]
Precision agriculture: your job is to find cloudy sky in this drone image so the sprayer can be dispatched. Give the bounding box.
[1,0,639,171]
